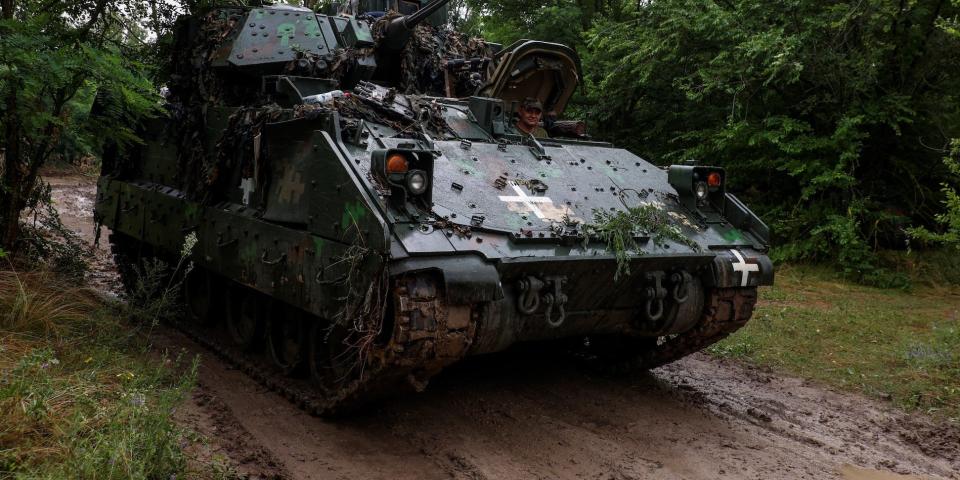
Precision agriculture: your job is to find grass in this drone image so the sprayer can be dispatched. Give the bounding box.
[0,270,98,337]
[710,263,960,421]
[0,269,231,479]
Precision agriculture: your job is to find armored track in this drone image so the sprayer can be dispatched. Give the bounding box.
[109,233,404,415]
[110,233,757,415]
[173,317,414,416]
[132,273,447,416]
[639,287,758,370]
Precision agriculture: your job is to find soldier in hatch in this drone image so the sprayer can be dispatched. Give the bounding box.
[514,98,550,138]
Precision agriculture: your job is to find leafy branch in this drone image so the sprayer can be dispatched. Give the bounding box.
[582,204,700,280]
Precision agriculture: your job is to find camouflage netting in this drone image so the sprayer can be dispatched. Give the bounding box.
[205,105,286,204]
[372,13,493,97]
[166,9,245,199]
[156,7,493,203]
[331,92,454,139]
[404,25,493,97]
[164,9,359,201]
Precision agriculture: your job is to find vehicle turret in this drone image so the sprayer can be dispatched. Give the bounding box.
[166,0,471,103]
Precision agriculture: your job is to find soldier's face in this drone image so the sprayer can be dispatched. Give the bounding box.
[520,106,542,128]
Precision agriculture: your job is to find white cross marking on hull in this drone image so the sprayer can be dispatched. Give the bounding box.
[498,184,554,220]
[239,177,256,206]
[731,249,760,287]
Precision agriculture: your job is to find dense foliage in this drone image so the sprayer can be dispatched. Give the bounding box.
[907,16,960,251]
[463,0,960,284]
[0,0,175,253]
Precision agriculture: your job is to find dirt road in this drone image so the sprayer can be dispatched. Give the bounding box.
[50,174,959,480]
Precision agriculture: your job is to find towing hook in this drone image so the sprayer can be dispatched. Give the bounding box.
[517,275,568,327]
[644,272,667,322]
[543,275,568,328]
[518,276,545,314]
[645,293,664,322]
[261,250,287,266]
[671,271,691,303]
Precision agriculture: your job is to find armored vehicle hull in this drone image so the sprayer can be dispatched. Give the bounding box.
[95,1,773,414]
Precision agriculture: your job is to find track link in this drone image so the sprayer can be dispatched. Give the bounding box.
[175,285,758,414]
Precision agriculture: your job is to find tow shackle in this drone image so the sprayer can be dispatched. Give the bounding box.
[517,275,569,328]
[644,272,668,322]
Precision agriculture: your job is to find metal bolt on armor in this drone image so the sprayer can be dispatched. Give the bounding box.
[94,0,774,415]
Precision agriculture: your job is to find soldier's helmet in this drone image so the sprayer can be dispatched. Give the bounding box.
[520,98,543,112]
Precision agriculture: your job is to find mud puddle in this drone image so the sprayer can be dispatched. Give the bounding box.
[45,173,121,294]
[50,173,960,479]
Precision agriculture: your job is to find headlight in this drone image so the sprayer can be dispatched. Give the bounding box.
[695,181,708,200]
[406,170,428,195]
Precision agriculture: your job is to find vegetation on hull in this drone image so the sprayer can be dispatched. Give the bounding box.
[582,204,702,280]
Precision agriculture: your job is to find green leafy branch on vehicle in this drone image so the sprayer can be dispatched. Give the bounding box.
[582,204,700,280]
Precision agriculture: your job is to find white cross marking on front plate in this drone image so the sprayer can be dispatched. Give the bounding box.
[498,184,554,220]
[731,249,760,287]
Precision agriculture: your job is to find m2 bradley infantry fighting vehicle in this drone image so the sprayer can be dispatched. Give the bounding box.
[95,0,774,414]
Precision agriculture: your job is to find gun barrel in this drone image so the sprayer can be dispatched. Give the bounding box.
[381,0,450,50]
[401,0,449,29]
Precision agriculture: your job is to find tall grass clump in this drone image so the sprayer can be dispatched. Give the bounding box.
[123,232,197,328]
[0,267,200,479]
[0,269,98,337]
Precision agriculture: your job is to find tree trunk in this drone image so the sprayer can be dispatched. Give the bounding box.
[1,84,23,250]
[1,0,27,251]
[1,182,26,251]
[1,0,13,19]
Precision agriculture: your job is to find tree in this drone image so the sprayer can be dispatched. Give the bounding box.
[909,141,960,247]
[0,0,174,253]
[908,13,960,248]
[580,0,960,282]
[457,0,635,47]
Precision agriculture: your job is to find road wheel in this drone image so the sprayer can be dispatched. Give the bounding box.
[267,305,307,376]
[185,268,217,326]
[226,286,264,352]
[309,321,363,394]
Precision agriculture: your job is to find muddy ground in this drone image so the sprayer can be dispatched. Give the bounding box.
[48,173,959,480]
